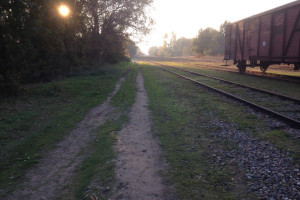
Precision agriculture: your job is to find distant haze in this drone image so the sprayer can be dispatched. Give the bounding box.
[138,0,296,54]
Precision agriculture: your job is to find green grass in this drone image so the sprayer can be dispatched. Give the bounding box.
[71,116,127,200]
[141,62,300,199]
[260,129,300,164]
[151,63,300,164]
[0,62,130,196]
[70,64,138,199]
[112,65,138,111]
[142,63,255,199]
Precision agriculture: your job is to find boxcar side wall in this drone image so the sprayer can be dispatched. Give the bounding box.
[225,2,300,65]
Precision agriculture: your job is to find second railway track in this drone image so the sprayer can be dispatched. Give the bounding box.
[145,60,300,128]
[190,63,300,84]
[143,57,300,84]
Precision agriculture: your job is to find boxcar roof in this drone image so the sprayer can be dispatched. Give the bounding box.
[231,0,300,24]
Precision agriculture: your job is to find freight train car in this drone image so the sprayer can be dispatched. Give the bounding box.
[224,1,300,73]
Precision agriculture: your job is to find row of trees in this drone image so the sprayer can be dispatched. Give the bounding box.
[1,0,153,95]
[148,33,193,57]
[148,21,229,57]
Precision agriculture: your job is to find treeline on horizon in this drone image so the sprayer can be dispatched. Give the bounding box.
[148,21,229,57]
[0,0,153,95]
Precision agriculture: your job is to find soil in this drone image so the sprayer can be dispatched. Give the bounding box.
[112,69,173,200]
[6,72,128,200]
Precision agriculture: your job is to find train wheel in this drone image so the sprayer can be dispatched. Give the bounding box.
[260,64,269,73]
[237,60,246,74]
[238,65,246,74]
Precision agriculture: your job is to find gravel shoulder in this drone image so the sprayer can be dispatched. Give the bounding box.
[112,69,173,200]
[6,72,128,200]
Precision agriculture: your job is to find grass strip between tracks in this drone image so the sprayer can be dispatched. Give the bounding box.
[0,62,130,197]
[71,64,138,199]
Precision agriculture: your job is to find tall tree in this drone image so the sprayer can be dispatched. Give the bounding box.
[173,37,193,56]
[81,0,153,63]
[192,27,222,56]
[148,46,159,56]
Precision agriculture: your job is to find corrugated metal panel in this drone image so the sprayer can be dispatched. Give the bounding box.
[271,12,285,58]
[258,14,271,57]
[224,25,232,60]
[230,24,236,59]
[250,18,259,57]
[285,7,299,60]
[236,22,244,60]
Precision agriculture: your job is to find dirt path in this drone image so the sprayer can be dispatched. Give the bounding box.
[7,72,128,200]
[113,69,172,200]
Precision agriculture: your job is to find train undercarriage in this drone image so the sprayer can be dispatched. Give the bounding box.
[234,59,300,74]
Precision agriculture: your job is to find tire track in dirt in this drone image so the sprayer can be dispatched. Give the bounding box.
[113,69,173,200]
[6,70,129,200]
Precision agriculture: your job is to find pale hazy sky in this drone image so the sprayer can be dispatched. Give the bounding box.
[138,0,297,54]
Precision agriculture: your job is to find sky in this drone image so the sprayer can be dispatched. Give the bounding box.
[137,0,297,54]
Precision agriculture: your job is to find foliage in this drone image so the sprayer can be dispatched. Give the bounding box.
[148,46,160,56]
[148,33,193,57]
[173,37,193,56]
[192,28,221,56]
[148,21,229,57]
[192,21,229,56]
[0,0,153,95]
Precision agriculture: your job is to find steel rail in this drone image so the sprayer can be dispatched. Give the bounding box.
[144,58,300,84]
[150,62,300,104]
[148,62,300,128]
[140,57,300,83]
[187,63,300,84]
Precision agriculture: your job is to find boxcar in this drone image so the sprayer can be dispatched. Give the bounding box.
[224,1,300,73]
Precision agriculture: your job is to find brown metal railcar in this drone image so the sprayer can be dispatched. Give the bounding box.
[224,1,300,73]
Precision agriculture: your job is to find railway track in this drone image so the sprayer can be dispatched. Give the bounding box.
[141,57,300,84]
[145,60,300,128]
[189,63,300,84]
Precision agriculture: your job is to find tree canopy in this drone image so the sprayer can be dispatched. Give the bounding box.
[148,21,229,57]
[0,0,153,95]
[148,33,193,57]
[192,21,229,56]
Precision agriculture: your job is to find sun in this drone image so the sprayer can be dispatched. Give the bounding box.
[59,5,70,17]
